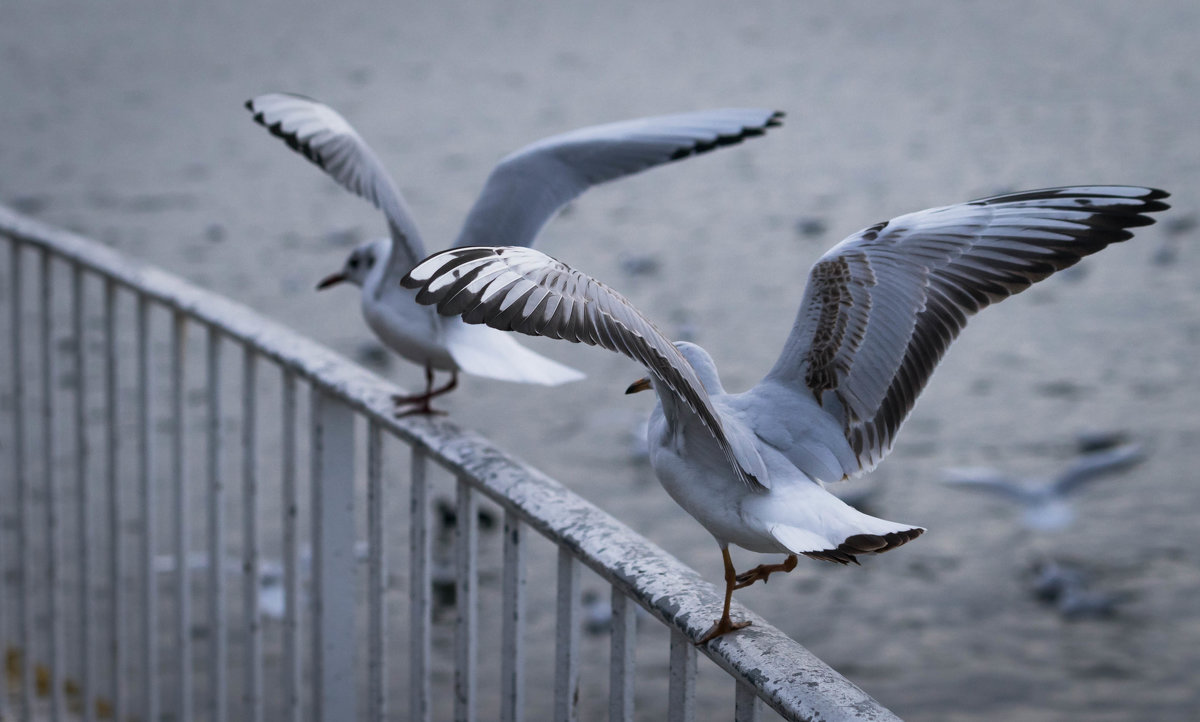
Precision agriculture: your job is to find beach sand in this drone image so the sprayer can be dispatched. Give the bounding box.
[2,2,1199,719]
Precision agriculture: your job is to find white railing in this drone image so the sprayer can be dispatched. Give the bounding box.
[0,205,900,722]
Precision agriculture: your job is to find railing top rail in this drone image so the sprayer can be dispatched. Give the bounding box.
[0,204,900,722]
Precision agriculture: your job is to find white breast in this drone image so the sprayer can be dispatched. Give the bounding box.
[360,282,457,371]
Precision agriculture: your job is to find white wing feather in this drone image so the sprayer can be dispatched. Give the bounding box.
[452,109,783,249]
[763,186,1169,477]
[402,245,764,489]
[246,93,428,273]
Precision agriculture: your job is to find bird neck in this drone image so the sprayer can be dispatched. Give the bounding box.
[366,237,393,299]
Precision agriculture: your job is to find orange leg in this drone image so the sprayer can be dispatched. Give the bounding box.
[393,366,458,416]
[734,554,797,589]
[697,547,753,645]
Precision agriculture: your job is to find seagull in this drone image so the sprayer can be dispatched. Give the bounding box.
[246,93,784,414]
[1029,559,1129,620]
[400,185,1168,642]
[943,441,1145,532]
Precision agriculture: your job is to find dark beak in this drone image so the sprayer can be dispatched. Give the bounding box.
[316,272,348,291]
[625,377,652,395]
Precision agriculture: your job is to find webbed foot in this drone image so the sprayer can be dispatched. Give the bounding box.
[697,615,752,645]
[733,554,798,589]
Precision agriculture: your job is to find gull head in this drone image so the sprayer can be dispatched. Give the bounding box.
[317,237,387,290]
[624,341,725,396]
[625,377,652,395]
[675,341,725,394]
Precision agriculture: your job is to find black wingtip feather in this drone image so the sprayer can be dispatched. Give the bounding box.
[803,528,924,565]
[667,111,785,161]
[247,99,329,170]
[853,187,1171,465]
[971,186,1171,224]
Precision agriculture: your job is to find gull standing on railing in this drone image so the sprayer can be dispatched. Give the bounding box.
[246,93,783,414]
[400,186,1169,641]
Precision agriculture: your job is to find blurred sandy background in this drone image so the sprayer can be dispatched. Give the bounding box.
[2,1,1199,720]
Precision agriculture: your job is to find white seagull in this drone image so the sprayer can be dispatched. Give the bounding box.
[246,93,783,413]
[400,185,1169,642]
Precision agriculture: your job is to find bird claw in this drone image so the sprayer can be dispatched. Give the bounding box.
[734,566,772,589]
[733,556,797,589]
[394,406,447,418]
[391,395,447,417]
[697,615,752,645]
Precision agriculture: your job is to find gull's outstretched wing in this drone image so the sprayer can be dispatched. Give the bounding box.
[762,186,1169,477]
[452,109,783,249]
[246,93,428,272]
[1052,443,1145,496]
[401,245,763,489]
[941,467,1031,503]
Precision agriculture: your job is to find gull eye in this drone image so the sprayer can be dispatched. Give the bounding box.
[348,257,360,269]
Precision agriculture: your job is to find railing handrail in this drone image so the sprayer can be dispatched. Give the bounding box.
[0,204,900,722]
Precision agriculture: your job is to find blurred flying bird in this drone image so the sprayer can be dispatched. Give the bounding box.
[1074,429,1134,453]
[943,441,1145,532]
[582,589,614,635]
[401,186,1168,642]
[1030,559,1129,619]
[246,93,783,413]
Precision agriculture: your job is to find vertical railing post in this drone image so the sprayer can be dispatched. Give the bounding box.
[500,510,526,722]
[455,475,479,722]
[554,550,580,722]
[136,294,157,722]
[280,371,301,722]
[310,389,357,722]
[409,448,432,722]
[206,326,226,722]
[74,264,95,722]
[0,239,8,722]
[734,680,760,722]
[103,277,124,722]
[0,242,7,718]
[667,629,696,722]
[40,248,65,722]
[241,348,262,722]
[171,311,191,722]
[365,422,386,722]
[10,239,33,720]
[609,590,636,722]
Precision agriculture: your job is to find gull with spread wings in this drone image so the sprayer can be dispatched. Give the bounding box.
[401,185,1168,642]
[246,93,783,413]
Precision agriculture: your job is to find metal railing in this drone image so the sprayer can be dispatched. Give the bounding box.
[0,205,900,722]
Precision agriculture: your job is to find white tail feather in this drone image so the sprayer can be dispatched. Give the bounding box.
[445,320,584,385]
[765,490,922,555]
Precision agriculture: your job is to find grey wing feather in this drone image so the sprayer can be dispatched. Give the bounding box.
[763,186,1169,477]
[245,93,428,272]
[1052,443,1145,495]
[452,109,783,249]
[401,245,763,489]
[942,467,1031,502]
